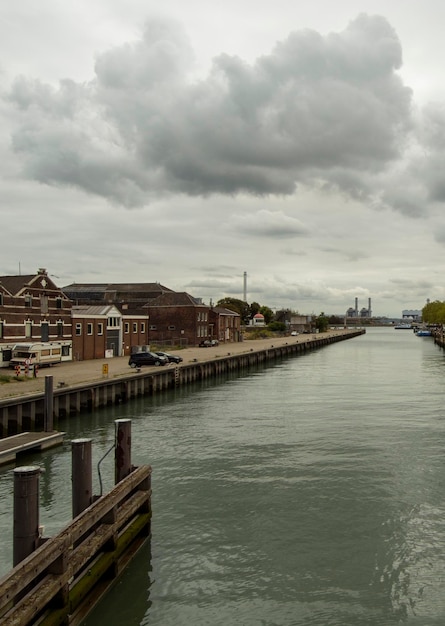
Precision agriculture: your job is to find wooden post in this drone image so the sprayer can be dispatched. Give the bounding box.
[72,438,93,518]
[44,375,54,432]
[115,419,132,484]
[13,465,40,566]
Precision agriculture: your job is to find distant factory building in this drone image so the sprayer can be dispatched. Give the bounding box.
[402,310,421,321]
[347,297,372,318]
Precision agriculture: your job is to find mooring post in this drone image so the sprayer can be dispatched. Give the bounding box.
[115,419,132,484]
[13,465,41,567]
[44,375,54,432]
[72,438,93,518]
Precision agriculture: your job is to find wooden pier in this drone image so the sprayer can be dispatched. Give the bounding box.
[0,431,65,466]
[0,420,151,626]
[0,464,151,626]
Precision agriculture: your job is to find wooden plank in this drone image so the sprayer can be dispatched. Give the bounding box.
[0,536,70,615]
[64,465,151,543]
[0,465,152,614]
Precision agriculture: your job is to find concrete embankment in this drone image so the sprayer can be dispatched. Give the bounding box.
[0,330,364,437]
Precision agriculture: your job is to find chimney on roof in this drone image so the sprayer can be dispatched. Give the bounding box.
[38,268,47,275]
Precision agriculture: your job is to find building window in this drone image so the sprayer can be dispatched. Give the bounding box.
[76,323,82,336]
[168,325,175,330]
[87,323,93,335]
[124,322,129,334]
[98,323,103,335]
[133,323,137,333]
[57,321,63,337]
[56,297,62,309]
[0,321,3,338]
[40,295,48,314]
[41,322,49,342]
[149,324,157,330]
[25,321,32,338]
[140,322,145,333]
[25,295,32,307]
[0,293,3,306]
[108,317,120,328]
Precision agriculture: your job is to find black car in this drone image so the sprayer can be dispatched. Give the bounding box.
[155,351,183,364]
[128,352,168,368]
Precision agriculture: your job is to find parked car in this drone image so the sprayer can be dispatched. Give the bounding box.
[199,339,219,347]
[128,352,168,368]
[155,351,183,364]
[290,331,298,336]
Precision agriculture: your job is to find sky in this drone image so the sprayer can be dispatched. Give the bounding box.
[2,1,445,317]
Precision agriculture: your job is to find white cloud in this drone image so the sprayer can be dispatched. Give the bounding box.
[1,2,445,317]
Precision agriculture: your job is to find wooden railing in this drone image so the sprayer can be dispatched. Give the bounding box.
[0,464,151,626]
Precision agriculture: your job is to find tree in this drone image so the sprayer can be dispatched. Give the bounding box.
[422,300,445,324]
[315,314,329,333]
[249,301,261,317]
[216,298,251,323]
[259,305,274,324]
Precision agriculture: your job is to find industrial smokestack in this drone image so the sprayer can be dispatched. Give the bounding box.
[355,297,358,317]
[368,298,372,317]
[243,272,247,302]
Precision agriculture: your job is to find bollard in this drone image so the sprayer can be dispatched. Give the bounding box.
[72,439,93,518]
[44,375,54,432]
[115,419,132,484]
[13,466,41,566]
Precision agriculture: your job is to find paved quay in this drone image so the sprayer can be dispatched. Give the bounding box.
[0,330,357,401]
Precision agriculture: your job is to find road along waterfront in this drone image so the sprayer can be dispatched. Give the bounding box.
[0,331,362,437]
[1,327,445,625]
[0,330,358,400]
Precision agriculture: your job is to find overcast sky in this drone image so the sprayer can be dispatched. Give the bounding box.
[2,1,445,317]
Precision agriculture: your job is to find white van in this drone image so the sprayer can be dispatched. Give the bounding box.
[10,342,72,368]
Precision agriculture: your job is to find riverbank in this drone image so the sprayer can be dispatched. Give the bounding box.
[0,330,362,401]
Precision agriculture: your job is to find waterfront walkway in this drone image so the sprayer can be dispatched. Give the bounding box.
[0,330,360,401]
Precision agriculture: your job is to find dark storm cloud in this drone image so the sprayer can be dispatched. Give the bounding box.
[7,14,413,208]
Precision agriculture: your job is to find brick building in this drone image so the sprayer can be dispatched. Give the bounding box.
[144,292,212,347]
[72,305,149,360]
[209,306,241,343]
[0,268,72,348]
[63,282,173,307]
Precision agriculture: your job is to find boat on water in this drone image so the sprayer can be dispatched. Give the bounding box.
[416,330,432,337]
[394,323,412,329]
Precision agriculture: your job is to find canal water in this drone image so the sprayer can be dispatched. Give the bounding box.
[1,327,445,625]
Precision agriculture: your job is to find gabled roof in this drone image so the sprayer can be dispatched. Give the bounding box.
[115,303,150,317]
[144,292,207,307]
[212,306,240,317]
[0,271,62,296]
[71,304,122,317]
[0,276,36,295]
